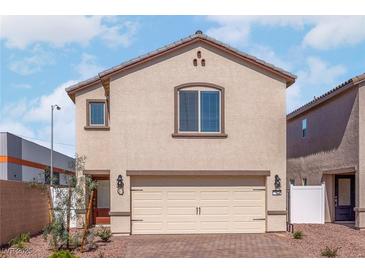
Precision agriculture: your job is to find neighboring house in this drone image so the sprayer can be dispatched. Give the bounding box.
[0,132,74,185]
[66,31,296,234]
[287,73,365,229]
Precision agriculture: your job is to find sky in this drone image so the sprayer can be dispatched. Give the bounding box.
[1,15,365,157]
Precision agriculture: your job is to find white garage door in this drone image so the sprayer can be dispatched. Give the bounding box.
[131,176,266,234]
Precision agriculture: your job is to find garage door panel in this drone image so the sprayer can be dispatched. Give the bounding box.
[133,207,163,215]
[200,191,230,200]
[231,215,264,222]
[167,191,197,200]
[200,206,229,215]
[133,222,163,232]
[167,222,198,231]
[167,207,197,215]
[131,178,266,234]
[232,205,265,215]
[233,200,265,206]
[200,220,229,233]
[199,200,231,207]
[133,191,163,200]
[133,200,163,207]
[233,221,265,231]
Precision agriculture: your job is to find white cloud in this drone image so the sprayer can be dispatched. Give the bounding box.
[0,81,76,156]
[299,57,346,85]
[12,83,32,89]
[0,16,139,49]
[205,16,307,45]
[303,16,365,49]
[74,53,105,79]
[287,57,347,112]
[8,45,54,75]
[205,16,365,50]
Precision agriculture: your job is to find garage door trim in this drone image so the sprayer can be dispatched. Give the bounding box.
[130,175,267,234]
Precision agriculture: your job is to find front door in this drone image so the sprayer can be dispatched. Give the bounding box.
[335,175,355,221]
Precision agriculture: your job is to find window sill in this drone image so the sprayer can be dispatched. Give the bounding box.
[171,132,228,138]
[84,126,110,131]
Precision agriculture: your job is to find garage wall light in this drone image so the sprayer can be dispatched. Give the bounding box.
[273,174,282,196]
[117,174,124,195]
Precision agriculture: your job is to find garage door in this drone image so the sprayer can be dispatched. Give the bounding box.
[131,176,266,234]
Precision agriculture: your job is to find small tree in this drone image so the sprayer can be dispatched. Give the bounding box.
[42,155,98,252]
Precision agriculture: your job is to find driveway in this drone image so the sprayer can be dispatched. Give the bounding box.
[6,223,364,258]
[121,233,303,258]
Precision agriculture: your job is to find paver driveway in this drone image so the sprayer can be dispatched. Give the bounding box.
[121,233,303,258]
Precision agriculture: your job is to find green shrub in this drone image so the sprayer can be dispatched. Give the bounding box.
[292,230,304,239]
[321,246,340,258]
[8,233,30,249]
[96,226,112,242]
[49,250,77,258]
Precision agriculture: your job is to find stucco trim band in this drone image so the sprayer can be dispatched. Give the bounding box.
[126,170,271,176]
[323,166,356,175]
[109,212,131,216]
[354,208,365,212]
[83,169,110,175]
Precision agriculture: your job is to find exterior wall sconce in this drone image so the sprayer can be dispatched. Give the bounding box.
[117,174,124,195]
[272,174,282,196]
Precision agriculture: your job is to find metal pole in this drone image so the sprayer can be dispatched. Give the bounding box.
[50,105,54,186]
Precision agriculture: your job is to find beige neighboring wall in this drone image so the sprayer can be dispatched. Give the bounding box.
[75,41,289,233]
[287,86,359,185]
[287,84,360,224]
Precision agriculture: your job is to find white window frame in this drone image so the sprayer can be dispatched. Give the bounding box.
[302,118,307,138]
[89,102,106,127]
[178,88,222,133]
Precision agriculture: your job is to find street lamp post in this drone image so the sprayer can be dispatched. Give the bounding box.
[50,104,61,185]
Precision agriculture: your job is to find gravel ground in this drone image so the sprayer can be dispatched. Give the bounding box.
[1,224,365,258]
[284,223,365,257]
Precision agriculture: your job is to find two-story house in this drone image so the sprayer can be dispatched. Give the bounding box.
[287,73,365,230]
[66,31,296,235]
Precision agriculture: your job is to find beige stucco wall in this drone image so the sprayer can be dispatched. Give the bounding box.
[357,83,365,228]
[75,41,288,233]
[287,86,360,224]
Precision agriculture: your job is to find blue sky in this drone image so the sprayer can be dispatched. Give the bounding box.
[1,16,365,156]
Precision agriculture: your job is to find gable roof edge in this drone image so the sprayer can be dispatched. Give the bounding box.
[66,32,297,102]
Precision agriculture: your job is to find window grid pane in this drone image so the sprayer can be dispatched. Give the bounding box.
[200,91,220,132]
[90,102,105,125]
[179,91,198,131]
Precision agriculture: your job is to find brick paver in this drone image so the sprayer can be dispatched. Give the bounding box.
[121,233,303,258]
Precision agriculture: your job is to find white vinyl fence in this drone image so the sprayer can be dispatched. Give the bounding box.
[289,184,325,224]
[51,187,77,228]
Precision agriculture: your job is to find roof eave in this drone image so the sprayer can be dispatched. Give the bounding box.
[287,74,365,120]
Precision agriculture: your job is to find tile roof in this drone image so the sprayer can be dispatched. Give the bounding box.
[287,72,365,120]
[66,31,296,97]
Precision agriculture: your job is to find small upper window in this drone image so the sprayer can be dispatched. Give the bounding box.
[179,89,221,133]
[89,102,105,126]
[302,118,307,137]
[302,178,308,186]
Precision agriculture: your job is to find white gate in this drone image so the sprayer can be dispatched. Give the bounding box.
[289,184,325,224]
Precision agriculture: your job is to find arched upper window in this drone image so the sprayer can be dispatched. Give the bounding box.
[173,83,226,138]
